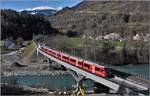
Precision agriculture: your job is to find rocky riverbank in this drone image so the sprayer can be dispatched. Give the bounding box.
[1,83,73,95]
[1,59,68,76]
[1,51,72,95]
[1,83,122,96]
[1,70,68,76]
[1,83,51,95]
[1,51,68,76]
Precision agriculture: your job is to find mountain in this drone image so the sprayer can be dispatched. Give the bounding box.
[20,6,62,16]
[1,9,59,40]
[48,1,149,39]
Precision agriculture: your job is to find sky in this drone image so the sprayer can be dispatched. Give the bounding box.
[0,0,83,11]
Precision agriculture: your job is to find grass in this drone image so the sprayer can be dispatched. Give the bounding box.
[66,37,124,48]
[21,41,36,59]
[67,37,144,48]
[114,41,124,47]
[66,37,82,45]
[66,37,89,46]
[59,37,145,56]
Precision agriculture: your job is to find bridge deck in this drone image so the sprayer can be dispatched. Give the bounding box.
[127,76,150,88]
[38,48,120,90]
[37,46,149,95]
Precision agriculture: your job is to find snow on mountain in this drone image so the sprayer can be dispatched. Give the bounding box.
[19,6,62,16]
[56,7,63,11]
[31,6,54,10]
[19,6,62,12]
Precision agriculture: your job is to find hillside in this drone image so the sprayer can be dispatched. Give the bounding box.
[1,1,149,65]
[48,1,149,39]
[45,1,149,65]
[1,9,59,40]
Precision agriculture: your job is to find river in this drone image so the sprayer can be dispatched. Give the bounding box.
[1,64,149,92]
[118,64,149,79]
[1,74,94,91]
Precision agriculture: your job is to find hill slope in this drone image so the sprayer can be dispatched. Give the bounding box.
[48,1,149,39]
[1,9,59,40]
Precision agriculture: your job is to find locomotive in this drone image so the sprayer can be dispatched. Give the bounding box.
[40,45,113,77]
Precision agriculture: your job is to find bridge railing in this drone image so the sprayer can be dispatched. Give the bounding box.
[38,44,149,80]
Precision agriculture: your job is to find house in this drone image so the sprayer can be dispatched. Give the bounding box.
[103,33,122,40]
[144,34,150,42]
[133,34,141,41]
[95,35,103,40]
[4,37,15,49]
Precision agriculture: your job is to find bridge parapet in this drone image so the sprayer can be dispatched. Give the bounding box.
[37,44,150,95]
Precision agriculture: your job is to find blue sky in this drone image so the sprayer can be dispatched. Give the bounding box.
[0,0,83,11]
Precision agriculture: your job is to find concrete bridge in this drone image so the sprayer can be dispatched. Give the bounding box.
[37,44,149,96]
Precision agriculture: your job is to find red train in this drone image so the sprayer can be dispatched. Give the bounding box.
[40,46,113,77]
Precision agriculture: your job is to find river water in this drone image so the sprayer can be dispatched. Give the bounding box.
[118,64,149,79]
[1,64,149,91]
[1,74,94,91]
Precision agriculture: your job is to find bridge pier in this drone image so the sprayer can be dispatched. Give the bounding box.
[66,68,85,96]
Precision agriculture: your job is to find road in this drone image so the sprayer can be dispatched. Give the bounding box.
[1,50,20,65]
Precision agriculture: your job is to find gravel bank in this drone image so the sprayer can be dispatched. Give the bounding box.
[1,70,68,76]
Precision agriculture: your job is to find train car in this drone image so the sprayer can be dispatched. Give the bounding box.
[40,46,43,50]
[40,47,44,52]
[41,46,57,58]
[52,50,58,57]
[41,46,46,51]
[40,46,44,51]
[49,49,57,57]
[69,56,77,66]
[47,49,53,56]
[56,52,62,60]
[77,59,83,68]
[94,65,108,77]
[40,46,113,78]
[61,54,69,62]
[41,46,48,53]
[82,60,109,77]
[83,61,93,72]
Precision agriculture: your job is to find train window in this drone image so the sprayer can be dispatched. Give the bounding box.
[70,58,76,62]
[57,54,61,57]
[51,51,56,55]
[101,69,104,72]
[95,67,101,72]
[49,50,52,53]
[84,63,90,69]
[62,56,69,59]
[78,61,82,65]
